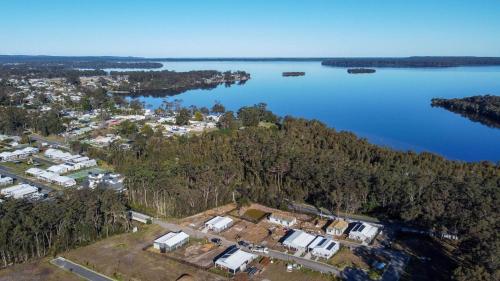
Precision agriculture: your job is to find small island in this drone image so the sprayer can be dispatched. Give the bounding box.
[347,68,376,74]
[282,72,305,77]
[431,95,500,128]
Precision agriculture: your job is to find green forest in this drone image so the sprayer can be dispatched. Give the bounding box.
[112,70,250,96]
[102,104,499,280]
[432,95,500,128]
[0,189,130,267]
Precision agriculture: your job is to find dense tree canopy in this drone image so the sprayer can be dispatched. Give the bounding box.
[432,95,500,128]
[0,189,130,267]
[104,105,498,280]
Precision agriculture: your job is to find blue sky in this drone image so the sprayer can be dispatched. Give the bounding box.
[1,0,499,57]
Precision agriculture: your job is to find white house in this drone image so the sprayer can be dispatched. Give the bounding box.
[44,148,74,161]
[326,219,349,236]
[0,176,14,186]
[153,231,189,252]
[348,222,379,244]
[281,229,316,251]
[307,236,340,259]
[214,246,257,275]
[268,213,296,227]
[0,147,38,162]
[1,184,38,199]
[26,167,76,187]
[205,216,233,233]
[47,164,71,174]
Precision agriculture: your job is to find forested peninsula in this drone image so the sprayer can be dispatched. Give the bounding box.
[100,104,499,280]
[322,56,500,68]
[432,95,500,128]
[112,70,250,97]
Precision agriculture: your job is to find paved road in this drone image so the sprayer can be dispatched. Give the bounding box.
[379,249,409,281]
[51,257,114,281]
[265,249,340,275]
[30,135,67,149]
[0,164,53,195]
[153,217,341,277]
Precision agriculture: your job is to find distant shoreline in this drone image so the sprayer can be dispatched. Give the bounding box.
[3,55,500,65]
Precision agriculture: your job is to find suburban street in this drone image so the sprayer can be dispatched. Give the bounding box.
[0,164,54,194]
[29,135,68,149]
[152,217,342,277]
[51,257,114,281]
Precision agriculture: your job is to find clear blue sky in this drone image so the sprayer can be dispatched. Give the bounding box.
[1,0,499,57]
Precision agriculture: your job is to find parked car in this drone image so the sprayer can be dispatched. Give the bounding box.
[238,240,251,247]
[210,238,222,245]
[252,246,269,254]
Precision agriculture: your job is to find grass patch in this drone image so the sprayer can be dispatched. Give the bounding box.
[208,267,232,278]
[241,208,268,223]
[66,167,108,179]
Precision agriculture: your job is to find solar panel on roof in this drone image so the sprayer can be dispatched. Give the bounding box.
[352,224,361,231]
[319,238,327,246]
[222,246,239,258]
[326,242,336,250]
[358,225,366,232]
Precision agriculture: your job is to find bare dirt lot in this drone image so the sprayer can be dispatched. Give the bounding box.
[148,238,226,269]
[257,260,337,281]
[61,224,226,281]
[327,246,370,270]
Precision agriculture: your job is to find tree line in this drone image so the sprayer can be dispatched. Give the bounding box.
[432,95,500,128]
[104,104,498,280]
[0,188,130,267]
[322,57,500,68]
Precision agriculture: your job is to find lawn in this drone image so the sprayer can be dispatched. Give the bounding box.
[241,208,268,223]
[1,160,48,174]
[66,167,108,179]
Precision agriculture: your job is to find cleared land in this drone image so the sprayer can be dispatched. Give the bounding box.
[61,224,225,281]
[257,260,337,281]
[327,247,370,271]
[0,259,81,281]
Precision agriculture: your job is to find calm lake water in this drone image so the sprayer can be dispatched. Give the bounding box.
[118,61,500,162]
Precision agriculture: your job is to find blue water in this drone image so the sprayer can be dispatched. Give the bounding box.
[119,61,500,162]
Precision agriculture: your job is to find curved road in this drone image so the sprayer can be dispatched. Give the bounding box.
[51,257,114,281]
